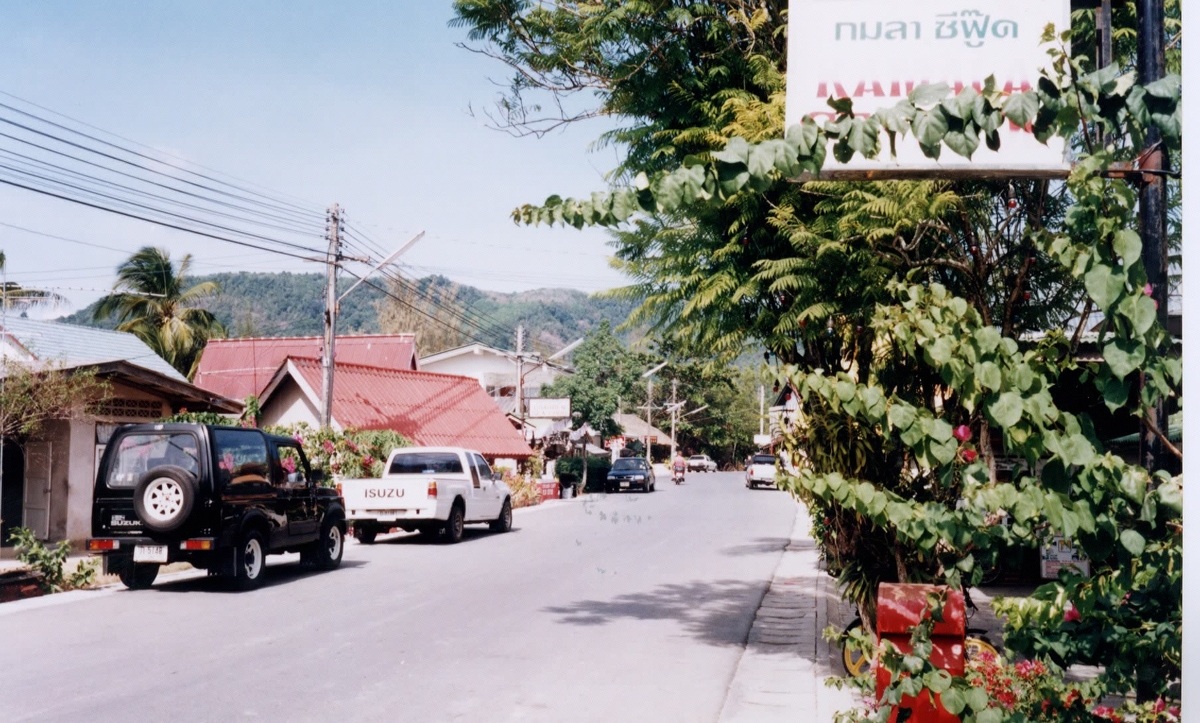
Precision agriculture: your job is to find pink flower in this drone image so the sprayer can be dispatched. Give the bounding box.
[1144,283,1153,296]
[1063,604,1081,623]
[293,433,304,444]
[954,425,972,442]
[962,449,978,463]
[322,440,336,454]
[1092,706,1113,717]
[361,455,375,469]
[346,440,360,453]
[281,457,296,474]
[1154,699,1166,713]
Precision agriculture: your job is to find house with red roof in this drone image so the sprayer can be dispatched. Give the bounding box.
[193,334,418,402]
[254,356,533,462]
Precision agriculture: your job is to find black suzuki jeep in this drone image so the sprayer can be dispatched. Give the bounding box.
[88,423,346,590]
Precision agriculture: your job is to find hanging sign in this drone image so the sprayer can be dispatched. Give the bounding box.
[786,0,1071,178]
[1040,535,1090,579]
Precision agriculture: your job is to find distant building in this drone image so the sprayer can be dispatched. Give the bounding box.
[1,319,240,545]
[418,342,566,411]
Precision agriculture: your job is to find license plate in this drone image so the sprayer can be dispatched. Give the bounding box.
[620,482,630,488]
[133,545,168,563]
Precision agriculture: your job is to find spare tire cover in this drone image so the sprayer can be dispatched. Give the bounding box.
[133,466,198,534]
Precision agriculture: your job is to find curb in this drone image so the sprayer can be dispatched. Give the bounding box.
[716,502,857,723]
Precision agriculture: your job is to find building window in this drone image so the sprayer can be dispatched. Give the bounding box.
[94,398,164,420]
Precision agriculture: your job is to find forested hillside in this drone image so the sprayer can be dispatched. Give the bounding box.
[62,272,634,353]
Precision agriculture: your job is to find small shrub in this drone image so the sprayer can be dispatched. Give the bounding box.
[8,527,98,593]
[555,456,611,492]
[502,469,542,508]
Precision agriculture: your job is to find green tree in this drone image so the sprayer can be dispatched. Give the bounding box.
[540,321,649,438]
[93,247,224,379]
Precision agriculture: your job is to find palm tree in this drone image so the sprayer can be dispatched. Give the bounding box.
[0,250,67,313]
[93,247,224,378]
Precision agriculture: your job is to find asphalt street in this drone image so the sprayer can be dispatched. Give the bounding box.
[1,472,796,723]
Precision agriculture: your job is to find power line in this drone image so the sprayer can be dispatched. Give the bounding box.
[0,88,324,213]
[0,99,323,220]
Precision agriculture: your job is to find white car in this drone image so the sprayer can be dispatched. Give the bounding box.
[745,454,778,489]
[687,454,718,472]
[340,447,512,544]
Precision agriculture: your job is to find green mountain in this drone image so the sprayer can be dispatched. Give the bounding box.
[61,272,635,353]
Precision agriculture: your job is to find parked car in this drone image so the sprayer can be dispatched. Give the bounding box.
[687,454,718,472]
[88,423,346,590]
[606,457,655,493]
[340,447,512,544]
[745,454,778,489]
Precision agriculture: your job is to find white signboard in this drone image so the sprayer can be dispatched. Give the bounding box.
[528,397,572,419]
[753,434,774,447]
[1040,535,1090,579]
[786,0,1071,177]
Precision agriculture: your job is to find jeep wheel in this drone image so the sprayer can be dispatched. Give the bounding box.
[315,519,345,569]
[489,498,512,533]
[354,524,377,544]
[133,466,196,534]
[234,529,266,590]
[118,562,159,590]
[442,503,465,544]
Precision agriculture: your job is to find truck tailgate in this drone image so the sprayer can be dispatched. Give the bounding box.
[341,476,439,520]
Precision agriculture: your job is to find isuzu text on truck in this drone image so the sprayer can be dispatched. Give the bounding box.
[340,447,513,544]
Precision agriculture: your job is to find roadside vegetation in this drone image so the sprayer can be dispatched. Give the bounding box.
[454,0,1182,718]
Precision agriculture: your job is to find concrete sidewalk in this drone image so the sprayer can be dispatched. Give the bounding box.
[718,502,863,723]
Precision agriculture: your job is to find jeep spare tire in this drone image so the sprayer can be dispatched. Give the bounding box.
[133,466,197,533]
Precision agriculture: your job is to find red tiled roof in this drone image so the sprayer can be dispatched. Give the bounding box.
[282,357,533,460]
[194,334,417,401]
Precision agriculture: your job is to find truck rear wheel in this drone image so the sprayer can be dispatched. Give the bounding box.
[442,503,465,544]
[354,524,377,544]
[233,529,266,591]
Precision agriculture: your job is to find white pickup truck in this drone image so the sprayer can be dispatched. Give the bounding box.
[340,447,513,544]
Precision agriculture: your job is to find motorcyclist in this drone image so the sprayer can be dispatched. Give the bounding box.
[673,452,687,481]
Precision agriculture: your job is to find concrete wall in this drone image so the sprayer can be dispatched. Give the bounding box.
[421,352,561,400]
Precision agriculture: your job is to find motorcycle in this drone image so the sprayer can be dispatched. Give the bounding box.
[672,467,685,484]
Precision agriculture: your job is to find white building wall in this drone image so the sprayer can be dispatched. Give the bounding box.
[259,377,321,429]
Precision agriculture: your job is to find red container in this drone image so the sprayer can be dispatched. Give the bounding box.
[875,583,965,723]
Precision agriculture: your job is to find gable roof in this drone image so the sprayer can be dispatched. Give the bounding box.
[1,318,187,382]
[613,413,674,445]
[194,334,418,401]
[419,342,512,366]
[262,357,533,459]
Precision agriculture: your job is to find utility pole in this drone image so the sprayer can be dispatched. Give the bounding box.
[321,204,342,429]
[645,375,653,463]
[669,379,678,460]
[1136,0,1170,475]
[515,325,525,431]
[759,384,765,436]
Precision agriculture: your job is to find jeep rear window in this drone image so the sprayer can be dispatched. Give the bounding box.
[106,433,200,488]
[388,452,463,475]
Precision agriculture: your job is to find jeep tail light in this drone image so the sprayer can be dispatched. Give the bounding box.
[335,483,343,497]
[180,539,214,551]
[87,539,119,551]
[427,480,438,498]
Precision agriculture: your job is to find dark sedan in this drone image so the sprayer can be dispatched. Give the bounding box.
[605,457,656,493]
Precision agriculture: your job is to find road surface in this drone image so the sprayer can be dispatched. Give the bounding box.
[2,472,796,723]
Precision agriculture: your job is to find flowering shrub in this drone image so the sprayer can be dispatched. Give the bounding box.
[264,422,410,481]
[501,468,543,508]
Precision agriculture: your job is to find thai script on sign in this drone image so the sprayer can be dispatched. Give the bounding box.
[834,9,1018,48]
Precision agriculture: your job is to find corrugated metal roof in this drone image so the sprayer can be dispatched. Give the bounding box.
[613,413,674,445]
[2,318,187,381]
[286,357,533,459]
[194,334,417,401]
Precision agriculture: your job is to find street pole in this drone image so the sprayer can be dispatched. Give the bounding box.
[1135,0,1170,476]
[669,379,678,460]
[321,204,342,429]
[515,325,525,432]
[758,384,765,436]
[645,375,653,463]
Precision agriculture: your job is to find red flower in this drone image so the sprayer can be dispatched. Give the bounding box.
[962,449,978,463]
[1144,283,1154,296]
[954,425,972,441]
[1063,603,1081,623]
[322,440,336,454]
[346,440,360,453]
[361,455,375,469]
[179,407,188,414]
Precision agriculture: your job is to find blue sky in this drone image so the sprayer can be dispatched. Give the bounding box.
[0,1,625,319]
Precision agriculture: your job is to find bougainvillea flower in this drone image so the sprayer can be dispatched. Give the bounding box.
[962,449,978,463]
[1063,604,1081,623]
[954,425,972,441]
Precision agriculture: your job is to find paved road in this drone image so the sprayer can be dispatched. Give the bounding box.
[1,472,796,723]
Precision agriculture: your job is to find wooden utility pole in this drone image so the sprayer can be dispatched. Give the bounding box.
[321,204,342,429]
[669,379,678,460]
[515,325,525,431]
[1135,0,1170,475]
